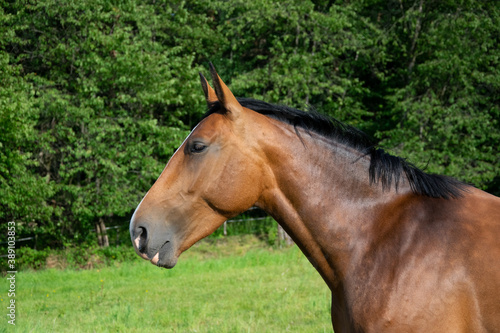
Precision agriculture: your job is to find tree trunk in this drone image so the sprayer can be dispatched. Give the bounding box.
[96,222,103,247]
[96,217,109,247]
[277,224,294,247]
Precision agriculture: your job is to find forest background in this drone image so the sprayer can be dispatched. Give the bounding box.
[1,0,499,254]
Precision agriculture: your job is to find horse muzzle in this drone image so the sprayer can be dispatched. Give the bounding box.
[130,219,178,269]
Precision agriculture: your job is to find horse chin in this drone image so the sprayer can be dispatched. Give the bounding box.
[150,241,178,269]
[153,256,178,269]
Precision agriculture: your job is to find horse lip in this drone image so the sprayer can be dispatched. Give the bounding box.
[151,240,175,268]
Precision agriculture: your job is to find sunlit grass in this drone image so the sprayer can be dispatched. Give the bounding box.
[1,236,332,332]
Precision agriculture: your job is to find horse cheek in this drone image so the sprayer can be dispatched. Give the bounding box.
[206,158,262,215]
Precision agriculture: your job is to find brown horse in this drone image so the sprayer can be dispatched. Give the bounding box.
[130,64,500,332]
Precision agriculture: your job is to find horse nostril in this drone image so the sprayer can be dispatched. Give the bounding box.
[136,226,148,253]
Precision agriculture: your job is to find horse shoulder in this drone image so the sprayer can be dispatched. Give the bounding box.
[347,190,500,332]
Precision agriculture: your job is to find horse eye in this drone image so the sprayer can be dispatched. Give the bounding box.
[190,142,207,153]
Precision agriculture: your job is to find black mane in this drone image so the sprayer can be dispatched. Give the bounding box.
[205,98,468,199]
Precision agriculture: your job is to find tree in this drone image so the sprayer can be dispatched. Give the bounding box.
[0,51,56,238]
[2,0,203,245]
[371,0,500,190]
[208,0,387,131]
[0,0,498,248]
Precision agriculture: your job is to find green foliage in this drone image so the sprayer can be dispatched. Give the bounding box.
[374,0,500,188]
[212,0,383,128]
[210,210,276,239]
[0,53,56,236]
[12,247,52,271]
[2,243,138,272]
[0,0,498,249]
[2,0,196,245]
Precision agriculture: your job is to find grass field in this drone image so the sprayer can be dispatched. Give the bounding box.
[1,236,332,332]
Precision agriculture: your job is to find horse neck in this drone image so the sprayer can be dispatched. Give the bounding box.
[255,122,412,290]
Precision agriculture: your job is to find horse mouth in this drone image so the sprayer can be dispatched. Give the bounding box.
[150,240,177,269]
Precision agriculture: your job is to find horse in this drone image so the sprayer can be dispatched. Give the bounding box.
[130,64,500,332]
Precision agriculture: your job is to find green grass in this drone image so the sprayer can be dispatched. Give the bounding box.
[0,236,332,332]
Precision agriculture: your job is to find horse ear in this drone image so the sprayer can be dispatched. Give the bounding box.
[209,62,243,119]
[199,72,218,107]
